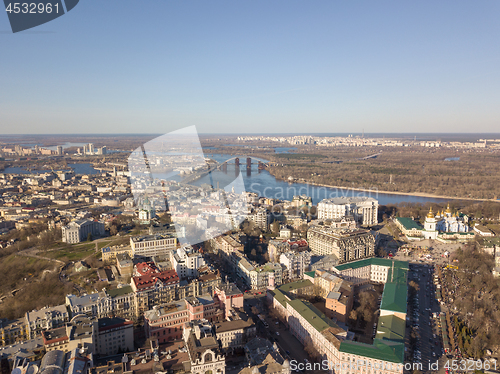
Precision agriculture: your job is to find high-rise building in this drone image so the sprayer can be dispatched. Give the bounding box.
[317,197,378,226]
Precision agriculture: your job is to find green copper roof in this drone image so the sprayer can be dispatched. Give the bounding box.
[269,288,288,308]
[340,338,405,363]
[334,258,408,272]
[376,315,405,343]
[394,217,422,231]
[380,283,407,314]
[304,271,315,278]
[279,279,313,293]
[287,298,339,333]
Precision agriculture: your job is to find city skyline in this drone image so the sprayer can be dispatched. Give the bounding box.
[2,1,500,134]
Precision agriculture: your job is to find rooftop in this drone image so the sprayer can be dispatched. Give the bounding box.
[214,318,253,333]
[287,298,339,333]
[339,338,404,364]
[98,317,133,332]
[217,282,242,296]
[278,279,313,293]
[334,258,408,272]
[380,283,407,314]
[42,327,68,344]
[106,285,133,298]
[376,315,405,343]
[394,217,422,231]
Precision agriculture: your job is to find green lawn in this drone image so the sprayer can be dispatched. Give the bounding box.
[42,246,96,261]
[486,224,500,236]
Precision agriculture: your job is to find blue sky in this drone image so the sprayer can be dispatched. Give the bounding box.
[1,1,500,134]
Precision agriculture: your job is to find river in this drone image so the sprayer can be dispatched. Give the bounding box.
[197,153,451,205]
[2,153,452,205]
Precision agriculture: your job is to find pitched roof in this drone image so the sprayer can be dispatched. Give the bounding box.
[376,315,405,343]
[394,217,422,231]
[339,338,404,363]
[278,279,313,293]
[132,269,179,291]
[287,299,339,333]
[267,289,288,308]
[334,258,408,272]
[380,283,407,314]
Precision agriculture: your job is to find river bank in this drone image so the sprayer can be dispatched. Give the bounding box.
[266,171,497,203]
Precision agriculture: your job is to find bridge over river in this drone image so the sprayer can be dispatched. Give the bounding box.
[181,156,267,184]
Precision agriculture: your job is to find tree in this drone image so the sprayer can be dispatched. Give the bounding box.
[349,310,358,321]
[304,339,320,362]
[109,225,118,236]
[356,290,377,321]
[87,233,93,242]
[270,221,280,235]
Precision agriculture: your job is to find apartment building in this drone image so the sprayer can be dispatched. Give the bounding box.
[213,234,244,256]
[249,208,270,230]
[325,284,354,324]
[95,317,134,356]
[130,234,177,258]
[183,321,226,374]
[279,251,311,280]
[0,318,29,346]
[42,315,96,354]
[131,263,179,316]
[144,295,223,344]
[101,245,133,262]
[214,283,244,318]
[25,305,69,339]
[268,238,308,263]
[65,286,135,320]
[214,318,256,350]
[170,246,205,279]
[307,226,375,263]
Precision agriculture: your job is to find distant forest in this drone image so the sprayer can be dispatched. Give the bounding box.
[265,146,500,200]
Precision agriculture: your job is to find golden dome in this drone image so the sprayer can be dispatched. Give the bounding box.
[445,203,452,214]
[426,207,435,219]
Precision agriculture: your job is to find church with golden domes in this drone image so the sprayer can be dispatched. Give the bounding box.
[422,204,470,240]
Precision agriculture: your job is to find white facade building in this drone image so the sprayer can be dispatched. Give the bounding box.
[62,219,105,243]
[25,305,69,339]
[130,234,177,258]
[317,197,378,226]
[279,251,311,280]
[170,246,205,279]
